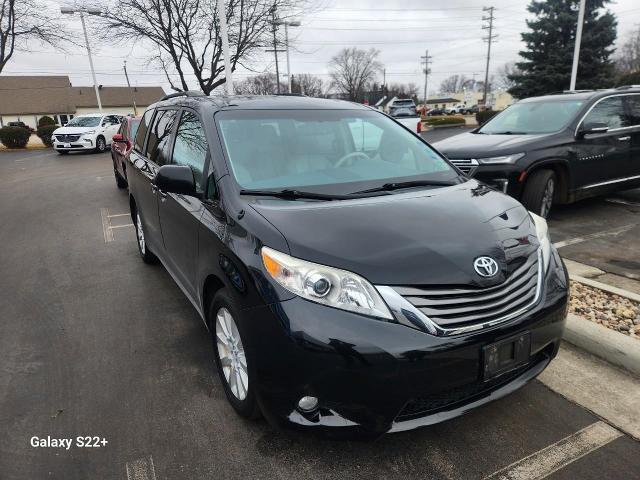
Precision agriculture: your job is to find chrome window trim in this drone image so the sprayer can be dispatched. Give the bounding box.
[574,93,640,137]
[377,249,544,337]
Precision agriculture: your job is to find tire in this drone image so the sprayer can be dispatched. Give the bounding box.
[114,162,127,189]
[521,169,556,219]
[95,136,107,153]
[208,290,260,419]
[134,208,158,264]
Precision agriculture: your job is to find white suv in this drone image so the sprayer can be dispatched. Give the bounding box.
[52,114,123,154]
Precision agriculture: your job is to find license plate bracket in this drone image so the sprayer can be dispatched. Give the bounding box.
[483,332,531,381]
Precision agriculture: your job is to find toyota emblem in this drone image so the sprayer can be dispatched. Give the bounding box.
[474,256,499,277]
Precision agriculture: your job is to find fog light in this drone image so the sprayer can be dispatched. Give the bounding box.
[297,396,318,412]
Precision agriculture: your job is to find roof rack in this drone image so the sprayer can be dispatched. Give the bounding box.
[615,85,640,90]
[160,90,206,101]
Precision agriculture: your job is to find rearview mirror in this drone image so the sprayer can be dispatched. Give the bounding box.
[578,122,608,137]
[154,165,196,196]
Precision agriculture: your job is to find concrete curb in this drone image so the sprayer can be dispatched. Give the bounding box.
[563,313,640,376]
[570,274,640,303]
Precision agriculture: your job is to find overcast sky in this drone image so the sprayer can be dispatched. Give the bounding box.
[4,0,640,96]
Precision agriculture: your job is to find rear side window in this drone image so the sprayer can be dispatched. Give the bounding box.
[134,109,154,153]
[584,96,630,129]
[626,95,640,126]
[146,109,178,165]
[172,111,208,192]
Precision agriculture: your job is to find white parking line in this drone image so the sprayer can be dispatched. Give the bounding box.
[606,197,640,207]
[126,456,157,480]
[108,213,130,218]
[552,223,637,249]
[484,421,622,480]
[100,208,114,243]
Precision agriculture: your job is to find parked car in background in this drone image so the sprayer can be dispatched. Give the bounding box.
[447,104,468,115]
[387,98,417,117]
[7,121,34,132]
[392,114,423,133]
[111,116,141,188]
[426,108,446,116]
[127,93,567,437]
[466,104,480,114]
[52,113,123,154]
[433,87,640,217]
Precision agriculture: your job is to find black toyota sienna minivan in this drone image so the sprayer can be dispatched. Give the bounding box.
[127,93,568,437]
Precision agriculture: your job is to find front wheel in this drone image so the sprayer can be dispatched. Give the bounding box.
[95,136,107,153]
[209,291,260,419]
[521,169,556,219]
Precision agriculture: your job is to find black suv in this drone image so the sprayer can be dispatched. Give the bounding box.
[433,87,640,217]
[127,93,568,437]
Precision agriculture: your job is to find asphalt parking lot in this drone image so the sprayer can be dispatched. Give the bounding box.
[1,148,639,479]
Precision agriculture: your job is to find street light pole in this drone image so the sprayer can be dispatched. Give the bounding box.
[216,0,234,95]
[569,0,586,91]
[61,7,103,113]
[123,61,137,115]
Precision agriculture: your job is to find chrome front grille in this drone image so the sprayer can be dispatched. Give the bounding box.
[56,134,80,142]
[449,158,479,176]
[392,252,541,330]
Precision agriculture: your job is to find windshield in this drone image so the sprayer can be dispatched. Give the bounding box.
[217,109,458,193]
[130,119,140,140]
[66,116,101,127]
[477,100,585,134]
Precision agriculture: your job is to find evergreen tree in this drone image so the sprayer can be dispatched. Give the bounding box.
[508,0,617,99]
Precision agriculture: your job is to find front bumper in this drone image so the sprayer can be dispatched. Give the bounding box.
[471,166,524,198]
[53,138,95,151]
[247,251,569,437]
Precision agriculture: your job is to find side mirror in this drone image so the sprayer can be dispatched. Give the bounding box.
[112,133,125,143]
[578,121,608,137]
[154,165,196,196]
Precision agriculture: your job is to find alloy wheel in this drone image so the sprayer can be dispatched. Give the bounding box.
[136,212,145,254]
[541,178,555,218]
[215,307,248,401]
[97,138,106,152]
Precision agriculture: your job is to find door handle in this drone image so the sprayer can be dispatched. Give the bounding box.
[618,136,631,141]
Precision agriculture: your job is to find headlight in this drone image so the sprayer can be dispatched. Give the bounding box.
[477,153,525,164]
[261,246,393,319]
[530,212,551,271]
[82,130,95,135]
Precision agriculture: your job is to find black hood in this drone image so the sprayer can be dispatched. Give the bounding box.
[433,131,552,158]
[249,180,539,287]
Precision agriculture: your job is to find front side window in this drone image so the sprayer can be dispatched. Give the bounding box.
[172,111,208,192]
[134,109,154,153]
[478,100,585,134]
[146,109,178,165]
[217,109,456,192]
[583,96,630,130]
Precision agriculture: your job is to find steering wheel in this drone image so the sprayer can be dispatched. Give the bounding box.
[335,151,370,168]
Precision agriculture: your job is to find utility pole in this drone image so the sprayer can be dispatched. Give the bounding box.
[420,50,432,106]
[268,7,282,93]
[569,0,586,91]
[123,61,137,116]
[217,0,234,95]
[482,6,497,109]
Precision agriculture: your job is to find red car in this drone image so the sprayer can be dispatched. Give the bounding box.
[111,116,141,189]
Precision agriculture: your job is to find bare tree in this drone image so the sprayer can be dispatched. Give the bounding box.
[616,26,640,75]
[386,82,419,99]
[496,62,521,90]
[291,73,325,97]
[329,48,382,102]
[234,73,285,95]
[0,0,70,73]
[439,74,469,94]
[96,0,297,95]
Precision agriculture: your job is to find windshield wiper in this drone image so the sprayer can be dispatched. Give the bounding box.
[485,131,526,135]
[350,179,459,195]
[240,188,389,201]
